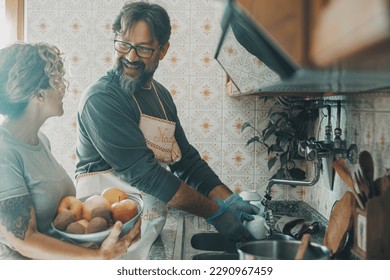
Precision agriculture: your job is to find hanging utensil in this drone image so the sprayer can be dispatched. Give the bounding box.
[354,170,369,204]
[358,151,375,198]
[295,233,311,260]
[324,191,355,255]
[332,158,365,209]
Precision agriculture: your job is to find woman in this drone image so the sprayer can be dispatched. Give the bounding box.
[0,42,140,259]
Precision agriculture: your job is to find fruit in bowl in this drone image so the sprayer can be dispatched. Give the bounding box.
[82,194,111,222]
[112,198,139,224]
[101,187,129,205]
[51,189,143,244]
[57,196,83,220]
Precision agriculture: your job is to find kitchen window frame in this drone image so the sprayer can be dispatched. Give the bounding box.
[5,0,24,42]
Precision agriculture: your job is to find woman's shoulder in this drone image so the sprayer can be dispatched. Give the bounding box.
[38,131,50,149]
[0,128,19,162]
[0,127,13,150]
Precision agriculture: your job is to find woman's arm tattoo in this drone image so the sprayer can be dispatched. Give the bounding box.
[0,196,32,240]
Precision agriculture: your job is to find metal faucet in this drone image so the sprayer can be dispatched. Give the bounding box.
[260,100,358,226]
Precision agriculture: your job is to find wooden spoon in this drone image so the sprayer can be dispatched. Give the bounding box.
[332,158,365,209]
[295,233,311,260]
[358,151,375,197]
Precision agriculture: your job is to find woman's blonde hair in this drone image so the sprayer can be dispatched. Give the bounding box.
[0,42,68,118]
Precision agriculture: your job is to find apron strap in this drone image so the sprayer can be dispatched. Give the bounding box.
[132,82,169,121]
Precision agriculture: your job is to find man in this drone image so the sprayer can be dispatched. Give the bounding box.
[75,1,258,259]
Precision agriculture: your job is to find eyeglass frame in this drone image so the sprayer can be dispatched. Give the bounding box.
[114,39,157,59]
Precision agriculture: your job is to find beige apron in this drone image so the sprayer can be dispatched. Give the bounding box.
[76,83,181,259]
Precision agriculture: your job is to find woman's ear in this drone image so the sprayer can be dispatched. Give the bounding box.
[159,41,170,60]
[34,91,45,102]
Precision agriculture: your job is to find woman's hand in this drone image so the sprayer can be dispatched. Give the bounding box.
[99,218,141,259]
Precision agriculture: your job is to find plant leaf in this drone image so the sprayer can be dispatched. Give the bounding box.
[270,144,284,153]
[246,136,260,146]
[263,125,276,141]
[280,151,288,167]
[267,157,277,171]
[241,122,252,133]
[288,168,306,180]
[276,168,286,179]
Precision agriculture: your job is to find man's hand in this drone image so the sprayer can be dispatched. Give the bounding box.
[206,199,254,243]
[224,193,260,221]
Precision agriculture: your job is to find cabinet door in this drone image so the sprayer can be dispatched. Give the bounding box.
[309,0,390,69]
[237,0,307,66]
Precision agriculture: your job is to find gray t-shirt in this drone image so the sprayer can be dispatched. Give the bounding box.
[0,127,75,259]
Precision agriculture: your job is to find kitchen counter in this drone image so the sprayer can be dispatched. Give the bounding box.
[147,200,330,260]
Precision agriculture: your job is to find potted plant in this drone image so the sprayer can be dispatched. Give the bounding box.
[241,96,318,183]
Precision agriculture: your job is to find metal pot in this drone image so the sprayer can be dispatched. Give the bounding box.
[237,240,331,260]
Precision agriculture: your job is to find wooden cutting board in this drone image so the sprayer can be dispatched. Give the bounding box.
[324,191,356,254]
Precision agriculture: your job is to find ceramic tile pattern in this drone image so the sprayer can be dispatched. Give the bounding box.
[24,0,390,220]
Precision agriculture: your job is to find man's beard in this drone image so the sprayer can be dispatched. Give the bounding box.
[114,57,155,95]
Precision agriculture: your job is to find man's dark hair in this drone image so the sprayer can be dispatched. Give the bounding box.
[112,1,171,46]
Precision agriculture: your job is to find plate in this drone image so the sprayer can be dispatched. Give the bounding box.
[51,193,143,244]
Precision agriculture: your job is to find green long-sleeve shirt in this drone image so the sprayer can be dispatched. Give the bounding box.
[75,70,222,203]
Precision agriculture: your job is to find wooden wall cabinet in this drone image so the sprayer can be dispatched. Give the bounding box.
[309,0,390,70]
[236,0,390,71]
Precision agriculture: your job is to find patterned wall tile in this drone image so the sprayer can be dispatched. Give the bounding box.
[221,175,255,194]
[217,31,246,72]
[192,142,222,174]
[168,10,191,44]
[191,43,224,76]
[254,176,272,195]
[223,94,256,111]
[158,43,191,76]
[92,10,117,44]
[255,96,276,111]
[345,92,375,111]
[154,75,191,110]
[190,109,222,142]
[154,0,191,10]
[176,108,190,137]
[222,143,255,176]
[61,44,93,78]
[190,76,223,110]
[190,10,222,45]
[345,110,362,147]
[66,77,92,101]
[59,10,92,43]
[27,0,59,10]
[92,0,124,11]
[222,109,256,143]
[25,10,59,43]
[92,44,114,78]
[359,111,376,150]
[59,0,92,10]
[190,0,218,11]
[374,112,390,153]
[372,92,390,111]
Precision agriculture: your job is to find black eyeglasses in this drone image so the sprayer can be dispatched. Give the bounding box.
[114,40,156,59]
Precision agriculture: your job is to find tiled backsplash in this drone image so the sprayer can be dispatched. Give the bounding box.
[24,0,390,220]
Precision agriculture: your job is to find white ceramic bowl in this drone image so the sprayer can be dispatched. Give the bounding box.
[244,215,271,240]
[51,193,143,244]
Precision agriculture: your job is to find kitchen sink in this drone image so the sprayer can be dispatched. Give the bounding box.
[172,215,295,260]
[192,252,239,260]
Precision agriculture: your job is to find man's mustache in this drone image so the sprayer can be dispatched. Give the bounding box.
[119,57,145,69]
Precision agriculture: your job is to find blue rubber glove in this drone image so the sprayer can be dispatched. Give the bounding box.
[224,193,260,221]
[206,199,254,243]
